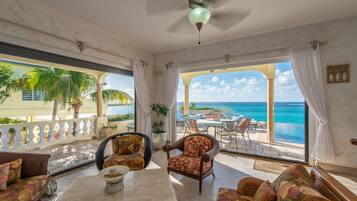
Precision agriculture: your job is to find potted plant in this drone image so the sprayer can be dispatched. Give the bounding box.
[150,103,169,149]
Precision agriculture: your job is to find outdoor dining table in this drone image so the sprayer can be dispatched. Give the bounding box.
[197,119,234,138]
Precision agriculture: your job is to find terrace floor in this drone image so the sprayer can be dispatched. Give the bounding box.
[176,126,305,162]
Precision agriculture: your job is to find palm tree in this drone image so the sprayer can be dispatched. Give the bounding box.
[27,68,133,120]
[27,68,70,120]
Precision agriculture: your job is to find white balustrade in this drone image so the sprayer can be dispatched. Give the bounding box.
[0,117,96,151]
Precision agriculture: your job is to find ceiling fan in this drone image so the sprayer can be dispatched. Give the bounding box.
[146,0,249,44]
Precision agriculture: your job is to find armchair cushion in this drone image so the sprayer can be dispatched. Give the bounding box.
[272,164,312,191]
[7,159,22,185]
[254,181,276,201]
[112,135,144,155]
[0,175,49,201]
[277,181,330,201]
[216,188,254,201]
[168,155,211,176]
[103,153,145,171]
[183,136,213,157]
[0,163,10,191]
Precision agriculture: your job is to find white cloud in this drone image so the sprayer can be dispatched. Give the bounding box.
[219,80,225,86]
[191,82,201,89]
[211,76,219,83]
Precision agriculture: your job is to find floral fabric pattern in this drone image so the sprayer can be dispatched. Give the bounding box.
[7,159,22,185]
[216,188,254,201]
[0,163,10,191]
[277,181,330,201]
[103,153,145,171]
[183,136,213,157]
[272,164,312,191]
[167,155,211,176]
[0,175,49,201]
[254,181,276,201]
[112,135,144,155]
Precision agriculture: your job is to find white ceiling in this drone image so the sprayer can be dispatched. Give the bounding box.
[44,0,357,54]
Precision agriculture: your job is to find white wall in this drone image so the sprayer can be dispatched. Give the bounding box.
[0,0,155,129]
[154,16,357,168]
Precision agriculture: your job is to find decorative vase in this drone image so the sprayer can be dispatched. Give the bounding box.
[153,132,166,150]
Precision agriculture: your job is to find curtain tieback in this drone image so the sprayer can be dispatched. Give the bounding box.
[319,120,328,124]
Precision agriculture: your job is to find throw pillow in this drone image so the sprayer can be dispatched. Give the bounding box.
[277,181,331,201]
[112,135,143,155]
[0,163,10,191]
[254,181,277,201]
[272,164,312,191]
[7,159,22,185]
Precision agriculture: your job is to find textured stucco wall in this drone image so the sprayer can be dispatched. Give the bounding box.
[0,0,155,125]
[154,16,357,168]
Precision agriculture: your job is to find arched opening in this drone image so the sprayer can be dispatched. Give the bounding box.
[176,62,307,162]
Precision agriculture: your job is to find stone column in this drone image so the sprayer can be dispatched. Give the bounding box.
[184,83,190,116]
[267,78,274,143]
[96,81,103,117]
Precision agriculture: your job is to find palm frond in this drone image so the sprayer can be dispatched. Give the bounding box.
[90,89,133,104]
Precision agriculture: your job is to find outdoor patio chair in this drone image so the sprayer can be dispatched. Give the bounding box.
[217,120,240,149]
[187,119,208,135]
[163,134,220,194]
[235,118,252,145]
[95,132,152,171]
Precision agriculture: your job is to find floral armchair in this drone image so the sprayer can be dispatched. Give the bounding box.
[163,134,220,194]
[95,132,152,171]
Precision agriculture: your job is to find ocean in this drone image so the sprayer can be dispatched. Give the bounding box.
[176,102,305,144]
[107,102,306,144]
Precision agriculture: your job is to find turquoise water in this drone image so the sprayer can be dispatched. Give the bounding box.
[107,105,135,116]
[176,102,305,144]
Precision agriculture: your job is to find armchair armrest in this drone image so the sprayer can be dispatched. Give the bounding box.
[236,176,265,196]
[162,138,185,152]
[0,152,50,178]
[202,140,220,162]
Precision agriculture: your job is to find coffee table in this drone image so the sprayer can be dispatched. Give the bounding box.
[58,169,178,201]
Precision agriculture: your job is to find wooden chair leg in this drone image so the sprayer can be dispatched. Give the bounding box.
[199,179,202,194]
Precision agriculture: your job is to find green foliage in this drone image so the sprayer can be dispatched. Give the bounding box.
[0,117,25,124]
[150,103,169,134]
[90,89,133,104]
[26,67,133,119]
[108,113,134,122]
[179,103,217,111]
[0,63,21,104]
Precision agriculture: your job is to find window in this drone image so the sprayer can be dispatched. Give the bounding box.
[22,89,43,101]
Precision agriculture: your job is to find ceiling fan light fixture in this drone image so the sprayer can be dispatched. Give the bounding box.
[188,7,211,26]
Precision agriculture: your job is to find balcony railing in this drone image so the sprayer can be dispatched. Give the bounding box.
[0,117,96,151]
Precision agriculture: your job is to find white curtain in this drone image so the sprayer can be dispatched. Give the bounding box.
[164,63,181,142]
[133,60,151,138]
[290,45,335,163]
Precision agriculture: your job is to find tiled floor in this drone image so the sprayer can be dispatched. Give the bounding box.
[176,126,305,161]
[46,150,357,201]
[48,151,278,201]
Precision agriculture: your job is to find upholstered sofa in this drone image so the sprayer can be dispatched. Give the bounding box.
[216,164,357,201]
[0,152,51,201]
[95,132,152,171]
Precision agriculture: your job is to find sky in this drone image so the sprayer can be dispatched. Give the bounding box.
[105,73,135,98]
[176,61,304,102]
[104,61,304,103]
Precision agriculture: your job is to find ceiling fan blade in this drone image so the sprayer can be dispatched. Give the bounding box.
[167,15,195,34]
[209,10,249,30]
[210,0,233,8]
[146,0,187,15]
